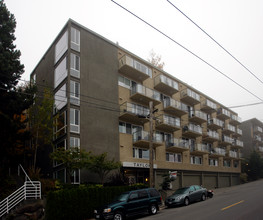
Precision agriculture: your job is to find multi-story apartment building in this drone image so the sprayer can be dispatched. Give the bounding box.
[240,118,263,158]
[30,19,243,189]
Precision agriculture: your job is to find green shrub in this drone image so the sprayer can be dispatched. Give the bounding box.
[45,184,148,220]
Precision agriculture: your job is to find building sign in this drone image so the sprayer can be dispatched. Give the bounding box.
[123,162,157,169]
[169,171,177,180]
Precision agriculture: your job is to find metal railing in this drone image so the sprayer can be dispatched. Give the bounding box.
[0,165,41,218]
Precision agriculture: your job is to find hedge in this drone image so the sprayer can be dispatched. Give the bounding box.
[45,184,147,220]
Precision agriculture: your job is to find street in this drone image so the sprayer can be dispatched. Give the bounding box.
[139,179,263,220]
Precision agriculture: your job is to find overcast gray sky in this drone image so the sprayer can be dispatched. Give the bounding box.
[5,0,263,122]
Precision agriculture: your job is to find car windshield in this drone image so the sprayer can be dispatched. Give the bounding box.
[115,192,129,202]
[174,187,189,195]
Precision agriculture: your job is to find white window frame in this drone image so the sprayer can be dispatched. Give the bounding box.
[70,137,80,149]
[70,80,80,106]
[71,27,80,52]
[190,156,202,165]
[70,53,80,78]
[166,153,182,163]
[54,168,66,183]
[71,169,80,184]
[70,108,80,133]
[209,158,218,166]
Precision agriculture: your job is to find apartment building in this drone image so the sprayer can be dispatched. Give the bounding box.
[240,118,263,158]
[30,19,243,189]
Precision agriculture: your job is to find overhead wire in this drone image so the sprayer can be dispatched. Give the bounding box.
[166,0,263,85]
[111,0,263,103]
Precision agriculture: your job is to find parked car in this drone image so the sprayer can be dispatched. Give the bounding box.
[94,188,162,220]
[165,185,207,207]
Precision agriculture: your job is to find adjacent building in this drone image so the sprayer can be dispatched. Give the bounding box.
[30,19,243,189]
[240,118,263,158]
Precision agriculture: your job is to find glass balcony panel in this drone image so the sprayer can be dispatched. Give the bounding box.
[230,114,242,125]
[201,99,217,112]
[131,84,161,105]
[133,130,163,147]
[189,110,207,124]
[154,74,179,95]
[181,88,200,105]
[163,98,188,116]
[217,108,231,120]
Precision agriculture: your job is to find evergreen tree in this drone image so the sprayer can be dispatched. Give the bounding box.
[0,1,34,169]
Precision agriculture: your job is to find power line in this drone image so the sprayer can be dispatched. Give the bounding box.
[167,0,263,86]
[111,0,263,102]
[228,101,263,109]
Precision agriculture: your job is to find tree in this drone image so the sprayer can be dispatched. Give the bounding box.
[87,152,121,185]
[50,147,91,183]
[29,88,54,171]
[0,0,35,169]
[245,151,263,181]
[147,49,165,70]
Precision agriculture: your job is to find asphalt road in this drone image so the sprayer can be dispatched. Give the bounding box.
[139,179,263,220]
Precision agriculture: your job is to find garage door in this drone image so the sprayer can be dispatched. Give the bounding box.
[183,174,201,187]
[204,175,217,189]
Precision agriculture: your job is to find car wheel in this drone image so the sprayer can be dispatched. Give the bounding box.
[201,193,206,201]
[149,204,158,215]
[184,197,189,206]
[114,211,123,220]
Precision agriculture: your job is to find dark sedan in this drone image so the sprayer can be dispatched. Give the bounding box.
[165,185,207,207]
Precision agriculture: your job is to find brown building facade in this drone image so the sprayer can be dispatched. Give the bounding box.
[31,19,243,189]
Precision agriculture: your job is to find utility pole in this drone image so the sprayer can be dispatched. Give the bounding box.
[149,101,154,188]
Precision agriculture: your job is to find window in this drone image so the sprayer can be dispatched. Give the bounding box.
[71,27,80,52]
[70,80,80,105]
[70,169,80,184]
[70,137,80,149]
[118,75,131,89]
[223,160,231,167]
[166,153,182,163]
[209,159,218,166]
[233,160,239,168]
[133,148,155,160]
[54,57,67,88]
[70,108,80,133]
[54,169,66,183]
[54,139,66,167]
[70,53,80,78]
[54,84,67,111]
[55,31,68,64]
[191,156,202,165]
[138,190,148,199]
[54,111,67,139]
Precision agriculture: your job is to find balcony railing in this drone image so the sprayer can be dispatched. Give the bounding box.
[119,102,149,124]
[229,114,242,125]
[228,150,238,158]
[258,146,263,152]
[154,74,178,95]
[133,130,163,147]
[180,88,200,105]
[156,115,181,132]
[119,55,152,81]
[190,144,209,154]
[203,130,219,142]
[201,99,217,112]
[189,110,207,124]
[210,147,226,156]
[131,84,161,106]
[183,123,202,138]
[254,126,263,134]
[221,135,234,145]
[217,108,231,120]
[207,118,224,129]
[232,139,243,148]
[166,138,190,152]
[236,128,243,136]
[222,124,236,135]
[254,135,262,142]
[163,98,188,116]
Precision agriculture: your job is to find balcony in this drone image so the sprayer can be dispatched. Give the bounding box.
[217,108,231,120]
[232,139,244,149]
[203,130,220,142]
[207,118,224,130]
[166,138,190,153]
[154,74,178,96]
[210,147,226,157]
[119,102,149,125]
[119,55,152,81]
[163,98,188,116]
[229,114,242,125]
[190,144,209,155]
[221,135,234,146]
[258,146,263,153]
[222,124,236,135]
[180,88,200,105]
[226,150,238,158]
[200,99,217,113]
[189,110,207,124]
[254,135,262,143]
[131,84,161,106]
[133,130,163,148]
[233,128,242,138]
[155,115,181,132]
[182,123,202,138]
[254,126,263,134]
